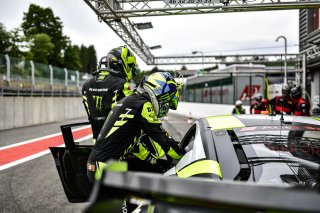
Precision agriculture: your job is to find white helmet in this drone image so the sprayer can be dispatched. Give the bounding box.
[282,84,290,96]
[255,93,263,101]
[235,100,242,106]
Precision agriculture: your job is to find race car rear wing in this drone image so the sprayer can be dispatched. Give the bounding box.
[86,167,320,213]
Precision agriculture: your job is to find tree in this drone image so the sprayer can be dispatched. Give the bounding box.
[78,45,97,73]
[8,28,25,58]
[64,45,82,70]
[79,45,88,73]
[0,23,11,54]
[87,45,97,73]
[0,24,25,57]
[132,66,146,83]
[21,4,68,66]
[29,33,54,64]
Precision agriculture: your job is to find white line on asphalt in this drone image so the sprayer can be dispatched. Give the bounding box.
[0,133,92,171]
[75,134,93,142]
[0,125,90,150]
[0,149,53,171]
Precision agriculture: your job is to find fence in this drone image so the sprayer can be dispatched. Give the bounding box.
[0,54,88,97]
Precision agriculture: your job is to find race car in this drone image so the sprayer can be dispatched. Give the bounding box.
[50,114,320,212]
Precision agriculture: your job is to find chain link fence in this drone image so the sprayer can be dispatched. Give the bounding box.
[0,54,88,97]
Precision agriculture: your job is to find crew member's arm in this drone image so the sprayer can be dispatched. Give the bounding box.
[137,102,185,160]
[268,97,276,114]
[301,99,311,116]
[250,104,254,114]
[306,101,311,116]
[82,83,91,119]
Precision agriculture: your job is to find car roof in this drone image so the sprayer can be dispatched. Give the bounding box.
[203,114,320,131]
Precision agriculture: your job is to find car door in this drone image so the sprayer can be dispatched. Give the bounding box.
[50,122,93,203]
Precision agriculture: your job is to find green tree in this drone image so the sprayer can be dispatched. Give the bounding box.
[132,66,146,83]
[64,45,82,70]
[8,28,25,58]
[30,33,54,64]
[87,45,97,73]
[0,23,11,54]
[0,24,25,57]
[79,45,88,73]
[21,4,68,66]
[78,45,97,73]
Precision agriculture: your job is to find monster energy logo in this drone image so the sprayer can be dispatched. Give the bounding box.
[93,95,103,111]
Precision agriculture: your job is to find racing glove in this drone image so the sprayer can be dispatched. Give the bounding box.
[165,138,185,161]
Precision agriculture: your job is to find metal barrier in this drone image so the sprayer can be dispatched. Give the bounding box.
[0,54,88,97]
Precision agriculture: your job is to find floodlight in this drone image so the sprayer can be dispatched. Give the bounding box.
[133,22,153,30]
[149,45,162,50]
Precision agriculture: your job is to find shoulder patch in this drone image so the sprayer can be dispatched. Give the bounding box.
[141,102,160,124]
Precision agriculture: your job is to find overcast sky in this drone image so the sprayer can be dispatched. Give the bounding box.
[0,0,299,71]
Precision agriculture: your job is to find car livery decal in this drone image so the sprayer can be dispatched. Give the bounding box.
[176,159,222,178]
[206,115,245,131]
[95,161,128,181]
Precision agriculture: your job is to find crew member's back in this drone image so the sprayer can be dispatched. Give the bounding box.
[82,45,136,142]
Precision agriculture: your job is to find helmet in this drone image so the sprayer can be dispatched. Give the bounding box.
[290,85,302,99]
[255,93,263,102]
[282,84,290,96]
[235,100,242,106]
[312,104,320,114]
[98,45,136,81]
[143,72,178,117]
[169,85,182,110]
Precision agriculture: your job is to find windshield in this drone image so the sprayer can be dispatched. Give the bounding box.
[233,127,320,188]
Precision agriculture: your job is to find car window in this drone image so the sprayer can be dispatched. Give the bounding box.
[237,130,320,188]
[179,124,196,149]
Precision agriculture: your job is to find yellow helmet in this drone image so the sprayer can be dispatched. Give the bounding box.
[98,45,136,81]
[143,72,180,117]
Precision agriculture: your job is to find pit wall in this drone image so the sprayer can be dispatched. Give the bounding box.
[0,97,86,130]
[0,98,248,131]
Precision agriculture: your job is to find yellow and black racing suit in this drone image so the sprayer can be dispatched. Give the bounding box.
[82,71,132,142]
[87,92,184,182]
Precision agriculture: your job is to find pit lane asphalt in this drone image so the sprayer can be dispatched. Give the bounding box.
[0,113,192,213]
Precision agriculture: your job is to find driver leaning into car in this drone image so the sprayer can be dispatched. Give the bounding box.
[86,72,185,182]
[82,46,135,144]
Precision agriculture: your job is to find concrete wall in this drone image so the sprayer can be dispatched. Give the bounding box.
[0,98,248,130]
[0,97,86,130]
